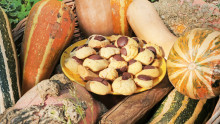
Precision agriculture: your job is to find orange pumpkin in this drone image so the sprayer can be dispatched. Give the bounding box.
[167,28,220,99]
[75,0,132,37]
[21,0,75,95]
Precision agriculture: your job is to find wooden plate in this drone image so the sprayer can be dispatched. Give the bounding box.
[61,38,167,95]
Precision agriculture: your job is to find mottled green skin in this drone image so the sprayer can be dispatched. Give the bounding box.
[0,7,20,112]
[147,90,217,124]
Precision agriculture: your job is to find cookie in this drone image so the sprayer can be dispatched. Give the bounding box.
[134,48,155,65]
[150,58,161,67]
[83,55,109,72]
[77,65,98,81]
[134,75,153,89]
[136,65,160,78]
[64,56,83,74]
[69,46,78,57]
[109,35,122,43]
[112,73,137,95]
[99,45,120,59]
[143,43,164,58]
[75,44,96,59]
[114,36,139,48]
[121,45,138,61]
[128,59,142,75]
[132,37,147,47]
[108,55,127,73]
[99,68,118,81]
[85,77,111,95]
[88,34,111,48]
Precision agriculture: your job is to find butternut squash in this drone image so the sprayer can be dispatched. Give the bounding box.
[127,0,178,58]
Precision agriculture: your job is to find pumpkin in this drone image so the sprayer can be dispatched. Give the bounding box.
[75,0,132,37]
[21,0,75,95]
[167,28,220,99]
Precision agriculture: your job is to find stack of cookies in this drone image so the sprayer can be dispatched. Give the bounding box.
[65,34,164,95]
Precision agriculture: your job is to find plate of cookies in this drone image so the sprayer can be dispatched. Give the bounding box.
[61,34,166,95]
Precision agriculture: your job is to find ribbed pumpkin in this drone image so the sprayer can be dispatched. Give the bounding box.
[167,28,220,99]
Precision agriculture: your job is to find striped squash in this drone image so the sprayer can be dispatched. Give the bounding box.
[0,7,21,113]
[167,28,220,99]
[110,0,133,36]
[21,0,75,95]
[147,89,217,124]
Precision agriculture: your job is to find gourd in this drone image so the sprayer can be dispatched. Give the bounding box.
[1,74,104,124]
[21,0,75,95]
[167,28,220,99]
[75,0,133,37]
[0,7,21,114]
[126,0,177,58]
[110,0,133,36]
[147,89,217,124]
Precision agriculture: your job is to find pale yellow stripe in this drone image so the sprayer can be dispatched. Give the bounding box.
[169,68,187,81]
[168,96,189,123]
[150,89,177,124]
[0,85,5,113]
[185,99,207,124]
[198,55,220,64]
[195,70,215,97]
[120,0,125,35]
[175,70,189,93]
[0,31,15,104]
[195,31,220,61]
[186,71,196,99]
[167,60,187,68]
[1,7,21,98]
[23,0,50,75]
[187,29,195,62]
[196,66,213,75]
[173,40,190,63]
[35,5,64,84]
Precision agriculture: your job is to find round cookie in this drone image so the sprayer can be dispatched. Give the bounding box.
[99,45,120,59]
[88,34,111,48]
[134,48,155,65]
[83,55,109,72]
[99,68,118,81]
[112,73,137,95]
[75,44,96,59]
[108,55,128,73]
[120,45,138,61]
[136,65,160,78]
[85,77,111,95]
[64,56,83,74]
[134,75,153,89]
[143,43,164,58]
[128,59,142,75]
[109,35,122,43]
[114,36,139,48]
